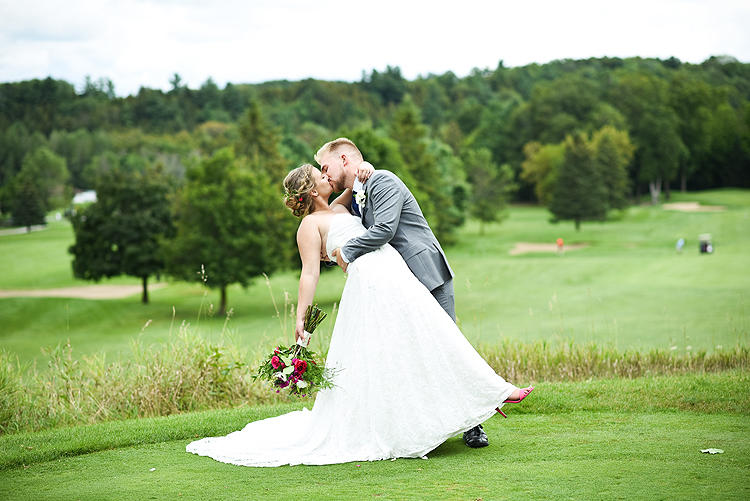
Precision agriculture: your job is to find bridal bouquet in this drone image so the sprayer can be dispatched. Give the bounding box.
[253,305,336,396]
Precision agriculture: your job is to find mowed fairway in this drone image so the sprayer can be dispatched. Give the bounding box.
[1,189,749,366]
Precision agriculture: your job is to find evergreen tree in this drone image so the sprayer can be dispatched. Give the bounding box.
[590,126,634,210]
[465,148,516,234]
[549,133,608,230]
[428,139,469,244]
[235,101,287,182]
[164,148,287,316]
[390,96,459,242]
[11,176,46,231]
[68,165,174,303]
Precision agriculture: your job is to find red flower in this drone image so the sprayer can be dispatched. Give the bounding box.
[294,359,308,374]
[298,196,303,202]
[271,355,282,369]
[274,347,280,354]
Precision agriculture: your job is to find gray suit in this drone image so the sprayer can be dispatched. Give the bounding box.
[342,170,456,321]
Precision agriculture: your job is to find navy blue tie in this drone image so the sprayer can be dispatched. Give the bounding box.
[351,193,361,216]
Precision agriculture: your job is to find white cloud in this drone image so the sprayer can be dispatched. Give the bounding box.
[1,0,748,96]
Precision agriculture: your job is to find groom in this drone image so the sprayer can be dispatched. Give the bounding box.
[316,137,490,449]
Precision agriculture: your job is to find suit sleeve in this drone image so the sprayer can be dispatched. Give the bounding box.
[341,174,404,262]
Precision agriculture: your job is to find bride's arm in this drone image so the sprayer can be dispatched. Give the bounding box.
[330,188,353,208]
[294,217,322,342]
[330,161,375,208]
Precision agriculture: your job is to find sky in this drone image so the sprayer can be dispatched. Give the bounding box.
[1,0,749,97]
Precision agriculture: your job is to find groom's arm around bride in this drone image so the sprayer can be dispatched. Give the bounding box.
[316,138,456,321]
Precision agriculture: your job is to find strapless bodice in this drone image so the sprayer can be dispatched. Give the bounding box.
[326,213,367,258]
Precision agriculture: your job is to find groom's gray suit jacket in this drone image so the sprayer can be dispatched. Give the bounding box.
[342,169,454,294]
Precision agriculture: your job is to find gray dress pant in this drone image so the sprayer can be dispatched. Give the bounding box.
[430,279,456,323]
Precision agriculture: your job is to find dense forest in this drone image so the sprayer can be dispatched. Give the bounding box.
[3,55,749,193]
[2,55,748,307]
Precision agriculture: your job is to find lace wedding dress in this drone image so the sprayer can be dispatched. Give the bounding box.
[186,214,516,466]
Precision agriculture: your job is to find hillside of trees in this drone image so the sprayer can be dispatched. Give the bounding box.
[1,55,748,253]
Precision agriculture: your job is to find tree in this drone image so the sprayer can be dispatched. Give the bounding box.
[549,133,608,230]
[427,139,469,244]
[235,101,287,182]
[668,72,716,191]
[389,96,460,243]
[520,141,565,205]
[590,126,634,210]
[68,165,175,304]
[10,176,46,231]
[465,148,516,234]
[164,148,287,316]
[362,66,407,105]
[611,71,686,203]
[9,147,70,220]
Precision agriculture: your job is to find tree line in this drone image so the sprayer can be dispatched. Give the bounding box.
[0,56,748,309]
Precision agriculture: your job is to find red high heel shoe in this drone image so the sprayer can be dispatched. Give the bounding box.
[496,386,534,418]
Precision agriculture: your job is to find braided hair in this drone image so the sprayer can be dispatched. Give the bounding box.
[283,164,316,218]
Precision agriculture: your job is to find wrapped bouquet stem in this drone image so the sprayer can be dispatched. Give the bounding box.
[295,303,327,349]
[253,304,335,396]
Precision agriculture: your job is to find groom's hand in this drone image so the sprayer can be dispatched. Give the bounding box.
[332,248,348,273]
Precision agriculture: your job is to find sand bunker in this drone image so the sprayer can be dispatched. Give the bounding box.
[662,202,726,212]
[0,283,167,299]
[509,242,589,256]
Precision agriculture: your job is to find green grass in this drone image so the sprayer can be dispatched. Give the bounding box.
[1,372,748,500]
[1,189,749,367]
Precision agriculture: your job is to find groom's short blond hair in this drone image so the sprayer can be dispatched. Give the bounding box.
[315,138,363,164]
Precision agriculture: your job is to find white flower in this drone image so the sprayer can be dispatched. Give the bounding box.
[296,380,308,389]
[355,191,367,207]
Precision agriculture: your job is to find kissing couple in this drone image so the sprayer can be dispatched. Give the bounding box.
[187,138,533,466]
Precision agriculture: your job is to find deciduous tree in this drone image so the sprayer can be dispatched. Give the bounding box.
[68,165,174,303]
[164,148,287,315]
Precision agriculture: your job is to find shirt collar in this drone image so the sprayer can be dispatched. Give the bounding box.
[353,179,365,193]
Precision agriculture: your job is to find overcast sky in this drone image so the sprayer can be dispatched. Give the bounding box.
[1,0,749,97]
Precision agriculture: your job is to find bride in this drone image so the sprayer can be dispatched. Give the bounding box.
[186,163,533,467]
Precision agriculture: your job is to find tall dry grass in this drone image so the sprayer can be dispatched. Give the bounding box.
[477,340,749,383]
[1,328,747,434]
[0,323,284,434]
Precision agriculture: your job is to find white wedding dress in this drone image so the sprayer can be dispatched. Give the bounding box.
[186,214,516,466]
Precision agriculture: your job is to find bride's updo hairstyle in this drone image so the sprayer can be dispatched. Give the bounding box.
[283,164,316,218]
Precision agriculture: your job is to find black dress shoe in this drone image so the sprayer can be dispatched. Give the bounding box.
[463,424,489,448]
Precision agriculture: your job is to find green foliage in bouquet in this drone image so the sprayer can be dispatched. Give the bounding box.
[252,305,336,397]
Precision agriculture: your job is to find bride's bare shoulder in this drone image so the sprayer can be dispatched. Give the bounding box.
[297,214,319,232]
[297,212,329,238]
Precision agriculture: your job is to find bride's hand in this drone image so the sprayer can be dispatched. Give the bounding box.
[356,161,374,182]
[295,319,305,343]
